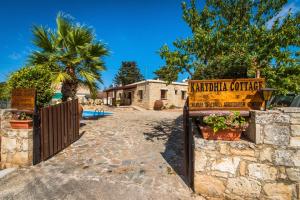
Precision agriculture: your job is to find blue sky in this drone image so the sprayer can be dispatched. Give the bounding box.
[0,0,193,88]
[0,0,298,89]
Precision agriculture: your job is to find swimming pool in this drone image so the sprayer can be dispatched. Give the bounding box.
[82,110,113,118]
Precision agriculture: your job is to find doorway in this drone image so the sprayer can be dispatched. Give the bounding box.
[128,92,132,105]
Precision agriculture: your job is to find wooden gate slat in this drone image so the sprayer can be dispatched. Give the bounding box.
[72,100,75,140]
[67,101,71,145]
[52,105,57,154]
[64,102,68,147]
[76,99,79,138]
[48,106,54,156]
[57,104,62,151]
[70,101,75,141]
[41,108,47,159]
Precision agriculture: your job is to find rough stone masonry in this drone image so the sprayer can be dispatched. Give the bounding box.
[0,110,33,168]
[193,107,300,200]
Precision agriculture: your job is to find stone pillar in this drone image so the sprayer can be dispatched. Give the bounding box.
[0,110,33,168]
[1,129,33,168]
[247,107,300,146]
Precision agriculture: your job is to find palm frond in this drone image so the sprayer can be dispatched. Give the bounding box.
[56,12,72,41]
[89,42,109,57]
[78,70,98,84]
[66,26,94,50]
[28,51,49,65]
[32,26,54,52]
[52,71,72,84]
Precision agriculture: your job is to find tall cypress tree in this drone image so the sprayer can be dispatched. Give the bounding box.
[113,61,145,86]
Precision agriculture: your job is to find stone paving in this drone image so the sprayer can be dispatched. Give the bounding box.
[0,109,199,200]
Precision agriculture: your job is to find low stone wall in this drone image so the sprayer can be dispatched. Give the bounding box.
[193,107,300,200]
[0,109,33,168]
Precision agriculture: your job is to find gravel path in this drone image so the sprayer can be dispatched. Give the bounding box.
[0,110,197,200]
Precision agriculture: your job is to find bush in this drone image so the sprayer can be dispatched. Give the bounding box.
[0,82,9,100]
[168,104,176,109]
[153,100,164,110]
[7,66,54,108]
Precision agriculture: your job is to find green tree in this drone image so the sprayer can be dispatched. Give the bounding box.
[7,66,54,108]
[0,82,9,100]
[155,0,299,94]
[29,13,109,101]
[113,61,144,85]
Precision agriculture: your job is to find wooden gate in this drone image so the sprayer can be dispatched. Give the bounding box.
[40,99,80,161]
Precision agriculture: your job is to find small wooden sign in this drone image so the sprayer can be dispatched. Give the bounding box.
[11,88,36,111]
[188,78,265,111]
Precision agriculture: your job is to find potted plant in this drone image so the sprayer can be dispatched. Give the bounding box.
[200,111,248,141]
[10,112,33,129]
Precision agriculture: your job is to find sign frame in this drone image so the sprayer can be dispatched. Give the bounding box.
[11,88,36,112]
[188,78,265,111]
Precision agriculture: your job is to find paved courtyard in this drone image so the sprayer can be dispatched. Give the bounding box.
[0,110,197,200]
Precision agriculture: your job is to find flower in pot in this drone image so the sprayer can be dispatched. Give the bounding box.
[200,111,248,141]
[10,112,33,129]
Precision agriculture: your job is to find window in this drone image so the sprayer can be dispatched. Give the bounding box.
[138,90,143,100]
[181,91,187,100]
[175,90,178,95]
[161,90,167,100]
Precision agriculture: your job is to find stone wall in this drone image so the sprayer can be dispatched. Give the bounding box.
[131,81,188,110]
[148,82,188,109]
[193,107,300,200]
[133,82,151,109]
[0,109,33,168]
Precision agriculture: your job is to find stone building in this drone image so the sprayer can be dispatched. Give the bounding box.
[104,79,188,109]
[52,84,91,104]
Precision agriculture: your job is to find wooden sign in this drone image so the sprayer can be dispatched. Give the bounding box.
[188,78,265,111]
[11,88,36,111]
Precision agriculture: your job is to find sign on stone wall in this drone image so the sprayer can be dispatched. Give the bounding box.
[188,78,265,111]
[11,88,36,111]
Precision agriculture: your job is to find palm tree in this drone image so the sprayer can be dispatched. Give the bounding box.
[29,13,108,101]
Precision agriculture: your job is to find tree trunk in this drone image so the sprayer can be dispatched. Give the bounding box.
[255,69,261,78]
[61,66,78,102]
[61,79,78,101]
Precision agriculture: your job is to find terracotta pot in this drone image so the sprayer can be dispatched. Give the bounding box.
[10,120,33,129]
[153,100,163,110]
[199,126,242,141]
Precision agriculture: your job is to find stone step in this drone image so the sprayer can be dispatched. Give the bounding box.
[0,167,16,179]
[131,105,147,111]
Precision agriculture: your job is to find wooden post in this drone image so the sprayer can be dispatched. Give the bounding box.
[33,90,41,165]
[106,92,109,105]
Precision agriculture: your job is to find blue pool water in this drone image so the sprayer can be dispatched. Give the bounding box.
[82,110,113,118]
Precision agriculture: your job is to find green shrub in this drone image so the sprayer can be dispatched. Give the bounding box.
[7,66,54,108]
[0,82,9,100]
[168,104,176,109]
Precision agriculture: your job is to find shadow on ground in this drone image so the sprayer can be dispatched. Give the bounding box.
[143,115,188,186]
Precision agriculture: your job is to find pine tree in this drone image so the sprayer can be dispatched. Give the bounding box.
[114,61,145,86]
